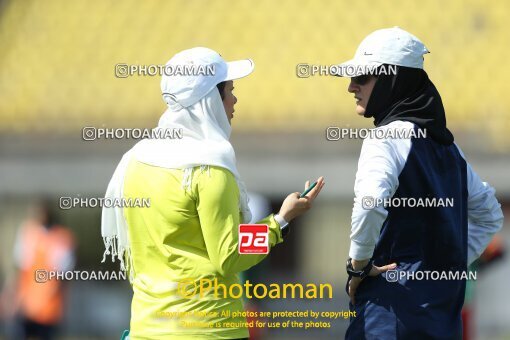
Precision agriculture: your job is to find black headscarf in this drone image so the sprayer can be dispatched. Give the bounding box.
[364,65,454,145]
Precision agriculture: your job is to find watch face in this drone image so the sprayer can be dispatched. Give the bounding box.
[347,259,373,278]
[347,267,364,277]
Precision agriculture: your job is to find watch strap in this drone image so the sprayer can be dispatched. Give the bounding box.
[346,258,373,279]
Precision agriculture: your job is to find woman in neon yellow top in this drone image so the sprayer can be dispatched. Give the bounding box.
[101,47,324,339]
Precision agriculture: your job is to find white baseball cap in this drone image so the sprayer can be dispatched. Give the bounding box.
[336,27,429,76]
[161,47,254,107]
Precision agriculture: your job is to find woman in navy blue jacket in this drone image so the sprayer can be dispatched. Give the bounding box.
[336,27,504,339]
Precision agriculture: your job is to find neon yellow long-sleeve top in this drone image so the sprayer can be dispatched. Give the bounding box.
[123,160,284,339]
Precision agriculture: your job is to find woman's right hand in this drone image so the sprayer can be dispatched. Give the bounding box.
[277,176,325,222]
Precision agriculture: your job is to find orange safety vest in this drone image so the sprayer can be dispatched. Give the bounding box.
[17,221,74,325]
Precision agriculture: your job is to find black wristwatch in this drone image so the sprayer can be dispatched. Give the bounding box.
[281,224,290,238]
[274,214,290,238]
[346,258,373,279]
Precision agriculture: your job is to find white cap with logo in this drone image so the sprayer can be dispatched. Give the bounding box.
[161,47,254,107]
[337,27,429,76]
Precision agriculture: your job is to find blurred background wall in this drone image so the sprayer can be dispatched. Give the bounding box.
[0,0,509,339]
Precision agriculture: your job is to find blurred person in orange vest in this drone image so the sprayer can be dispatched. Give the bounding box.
[8,200,75,340]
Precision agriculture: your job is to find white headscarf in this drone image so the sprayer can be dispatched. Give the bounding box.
[101,88,252,272]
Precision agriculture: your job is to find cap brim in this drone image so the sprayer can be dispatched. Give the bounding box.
[225,59,254,81]
[334,59,382,77]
